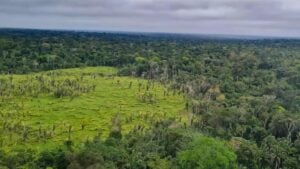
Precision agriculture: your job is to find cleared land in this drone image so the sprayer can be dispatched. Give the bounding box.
[0,67,185,151]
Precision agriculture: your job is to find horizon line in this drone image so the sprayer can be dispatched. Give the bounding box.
[1,26,300,40]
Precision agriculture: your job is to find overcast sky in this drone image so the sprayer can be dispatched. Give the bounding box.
[0,0,300,37]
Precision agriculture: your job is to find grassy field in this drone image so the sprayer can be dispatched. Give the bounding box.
[0,67,186,151]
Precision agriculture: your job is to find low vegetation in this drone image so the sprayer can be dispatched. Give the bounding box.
[0,67,185,151]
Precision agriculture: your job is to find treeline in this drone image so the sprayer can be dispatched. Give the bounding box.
[0,120,237,169]
[0,29,300,168]
[0,28,299,74]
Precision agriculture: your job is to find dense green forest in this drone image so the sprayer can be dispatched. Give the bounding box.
[0,28,300,169]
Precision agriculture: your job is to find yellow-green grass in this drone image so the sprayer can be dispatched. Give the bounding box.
[0,67,186,152]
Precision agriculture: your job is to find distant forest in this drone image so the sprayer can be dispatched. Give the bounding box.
[0,29,300,169]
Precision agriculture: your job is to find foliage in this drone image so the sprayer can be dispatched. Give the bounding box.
[178,135,237,169]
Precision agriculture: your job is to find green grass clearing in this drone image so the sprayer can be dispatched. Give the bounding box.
[0,67,186,152]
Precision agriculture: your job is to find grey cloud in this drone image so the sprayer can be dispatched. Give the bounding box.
[0,0,299,37]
